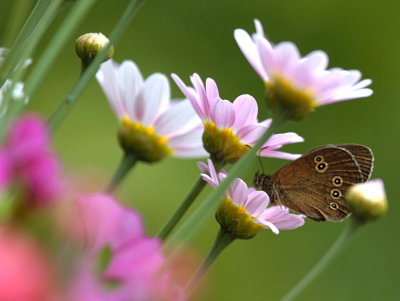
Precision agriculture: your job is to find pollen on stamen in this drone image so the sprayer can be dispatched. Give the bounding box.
[145,126,155,135]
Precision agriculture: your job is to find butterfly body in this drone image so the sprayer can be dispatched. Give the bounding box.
[254,144,374,222]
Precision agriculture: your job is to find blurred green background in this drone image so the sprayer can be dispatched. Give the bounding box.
[0,0,398,300]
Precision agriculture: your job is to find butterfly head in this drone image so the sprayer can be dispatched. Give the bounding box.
[253,173,273,191]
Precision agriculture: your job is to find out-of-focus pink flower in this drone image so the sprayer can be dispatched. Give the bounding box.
[68,193,185,301]
[234,20,373,120]
[0,228,54,301]
[1,114,62,206]
[73,194,143,254]
[200,159,305,237]
[172,73,303,163]
[0,149,10,188]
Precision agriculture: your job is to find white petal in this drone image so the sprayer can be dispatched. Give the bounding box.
[135,73,170,126]
[237,124,266,145]
[264,132,304,149]
[96,61,124,118]
[154,100,198,136]
[119,61,143,120]
[168,127,204,149]
[259,150,301,160]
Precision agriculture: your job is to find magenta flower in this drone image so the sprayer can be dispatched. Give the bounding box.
[96,60,207,162]
[70,193,184,301]
[200,159,305,237]
[1,115,61,206]
[234,20,373,120]
[172,73,303,163]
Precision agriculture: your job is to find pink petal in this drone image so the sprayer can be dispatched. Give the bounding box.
[171,73,205,119]
[245,191,269,215]
[234,28,269,80]
[264,132,304,149]
[259,149,302,160]
[232,94,258,130]
[237,124,266,144]
[228,179,249,207]
[211,99,235,129]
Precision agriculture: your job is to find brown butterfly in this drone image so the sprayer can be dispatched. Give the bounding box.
[254,144,374,222]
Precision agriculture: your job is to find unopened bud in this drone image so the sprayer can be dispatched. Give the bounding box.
[346,179,388,222]
[75,33,114,66]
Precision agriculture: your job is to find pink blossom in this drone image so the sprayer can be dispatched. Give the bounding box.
[3,115,62,206]
[172,73,303,160]
[0,228,54,301]
[69,193,185,301]
[234,19,372,106]
[200,159,305,234]
[97,60,207,158]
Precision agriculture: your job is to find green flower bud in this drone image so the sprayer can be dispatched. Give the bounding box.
[346,179,388,222]
[75,33,114,66]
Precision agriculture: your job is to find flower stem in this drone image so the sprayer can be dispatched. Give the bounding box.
[163,113,287,250]
[156,177,207,240]
[185,228,235,297]
[105,154,138,193]
[47,0,146,132]
[280,218,364,301]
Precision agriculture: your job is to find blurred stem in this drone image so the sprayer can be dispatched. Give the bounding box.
[47,0,146,132]
[156,177,207,240]
[0,0,63,134]
[0,0,58,85]
[185,228,235,297]
[105,154,138,193]
[157,160,224,240]
[163,113,287,251]
[280,218,364,301]
[2,0,33,47]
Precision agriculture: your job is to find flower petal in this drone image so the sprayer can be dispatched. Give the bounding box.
[135,73,170,126]
[232,94,258,130]
[211,99,235,129]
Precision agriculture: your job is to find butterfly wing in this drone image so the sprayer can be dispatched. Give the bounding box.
[337,144,374,182]
[271,146,364,221]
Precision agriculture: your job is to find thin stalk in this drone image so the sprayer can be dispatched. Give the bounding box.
[47,0,146,132]
[0,0,63,133]
[280,218,364,301]
[163,113,287,251]
[2,0,33,47]
[105,154,138,193]
[0,0,56,85]
[156,177,207,240]
[185,228,235,297]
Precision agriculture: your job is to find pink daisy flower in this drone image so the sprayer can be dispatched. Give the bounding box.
[172,73,303,163]
[96,60,207,162]
[199,159,305,238]
[234,20,373,120]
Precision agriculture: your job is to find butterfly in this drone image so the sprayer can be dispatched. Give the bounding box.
[254,144,374,221]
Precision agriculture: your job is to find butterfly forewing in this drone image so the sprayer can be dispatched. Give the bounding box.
[270,146,364,222]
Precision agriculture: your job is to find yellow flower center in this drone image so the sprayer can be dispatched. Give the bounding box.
[202,121,250,164]
[118,117,172,163]
[215,198,264,240]
[266,74,318,120]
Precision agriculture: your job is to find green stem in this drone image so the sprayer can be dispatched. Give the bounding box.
[156,177,207,240]
[280,218,364,301]
[0,0,63,134]
[185,228,235,297]
[164,113,287,250]
[105,154,138,193]
[47,0,146,132]
[0,0,57,85]
[2,0,33,47]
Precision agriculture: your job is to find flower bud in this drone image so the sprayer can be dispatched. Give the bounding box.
[346,179,388,221]
[75,33,114,66]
